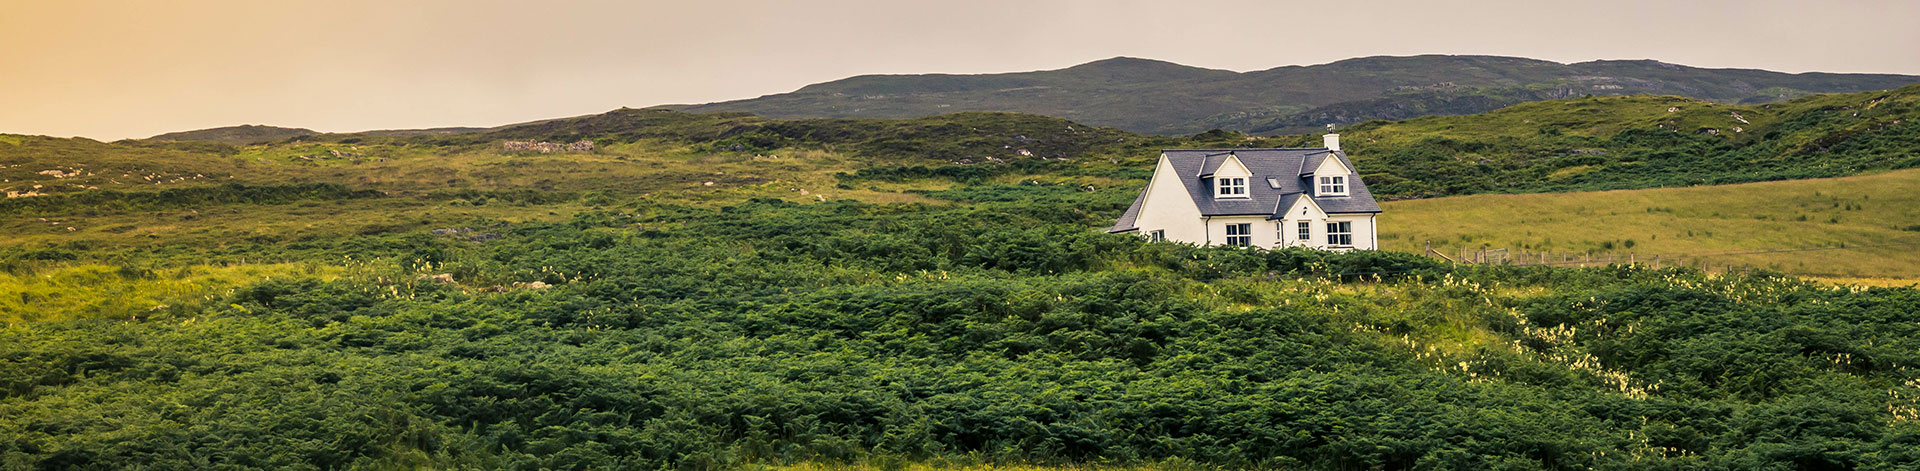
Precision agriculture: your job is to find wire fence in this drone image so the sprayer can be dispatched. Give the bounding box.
[1425,240,1920,273]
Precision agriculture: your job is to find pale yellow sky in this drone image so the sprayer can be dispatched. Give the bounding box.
[4,0,1917,140]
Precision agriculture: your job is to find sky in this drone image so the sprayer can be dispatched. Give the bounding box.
[4,0,1918,140]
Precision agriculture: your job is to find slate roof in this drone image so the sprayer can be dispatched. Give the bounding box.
[1108,190,1146,233]
[1107,148,1381,233]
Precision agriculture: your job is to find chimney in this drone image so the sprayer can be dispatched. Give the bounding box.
[1323,133,1341,152]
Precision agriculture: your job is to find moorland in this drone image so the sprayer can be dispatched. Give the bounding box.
[2,83,1919,469]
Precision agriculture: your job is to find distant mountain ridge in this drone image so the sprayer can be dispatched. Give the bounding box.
[146,124,493,145]
[667,55,1920,135]
[147,124,319,145]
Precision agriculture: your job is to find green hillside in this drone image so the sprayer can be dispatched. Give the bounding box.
[1319,84,1920,197]
[60,84,1920,206]
[4,88,1920,469]
[147,124,319,145]
[672,55,1920,134]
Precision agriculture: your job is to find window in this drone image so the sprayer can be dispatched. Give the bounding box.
[1224,223,1252,247]
[1326,221,1353,246]
[1147,230,1165,242]
[1318,176,1347,195]
[1297,221,1311,242]
[1216,177,1247,197]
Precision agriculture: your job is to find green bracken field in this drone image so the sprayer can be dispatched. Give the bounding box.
[2,86,1920,469]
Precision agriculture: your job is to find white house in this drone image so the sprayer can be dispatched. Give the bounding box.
[1107,134,1381,250]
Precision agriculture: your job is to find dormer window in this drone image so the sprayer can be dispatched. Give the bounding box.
[1216,177,1247,198]
[1318,176,1347,196]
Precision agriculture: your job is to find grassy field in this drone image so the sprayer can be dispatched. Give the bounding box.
[0,262,335,323]
[1381,168,1920,281]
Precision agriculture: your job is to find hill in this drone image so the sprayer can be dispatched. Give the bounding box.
[147,124,319,144]
[670,55,1920,135]
[1308,84,1920,198]
[146,124,495,145]
[7,85,1917,205]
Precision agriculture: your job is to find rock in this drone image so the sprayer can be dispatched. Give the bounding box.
[425,273,455,284]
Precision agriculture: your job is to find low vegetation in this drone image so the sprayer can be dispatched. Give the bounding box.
[5,199,1920,469]
[2,88,1919,469]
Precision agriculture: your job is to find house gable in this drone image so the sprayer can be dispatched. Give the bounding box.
[1311,154,1351,177]
[1206,154,1253,199]
[1210,154,1251,178]
[1275,195,1329,248]
[1279,194,1328,221]
[1110,153,1206,240]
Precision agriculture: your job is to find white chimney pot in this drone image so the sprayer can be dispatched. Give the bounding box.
[1323,133,1341,151]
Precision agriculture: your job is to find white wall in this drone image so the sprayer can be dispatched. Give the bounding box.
[1275,197,1326,249]
[1133,154,1205,243]
[1214,155,1251,179]
[1313,155,1351,178]
[1311,157,1352,197]
[1200,216,1273,247]
[1326,214,1378,250]
[1204,214,1376,250]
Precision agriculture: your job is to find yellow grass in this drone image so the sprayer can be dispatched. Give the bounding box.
[1380,168,1920,279]
[0,262,337,323]
[1808,276,1920,288]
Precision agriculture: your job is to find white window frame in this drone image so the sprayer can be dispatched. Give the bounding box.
[1297,221,1311,243]
[1224,223,1252,247]
[1326,221,1353,247]
[1147,230,1165,242]
[1318,176,1347,196]
[1216,177,1247,198]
